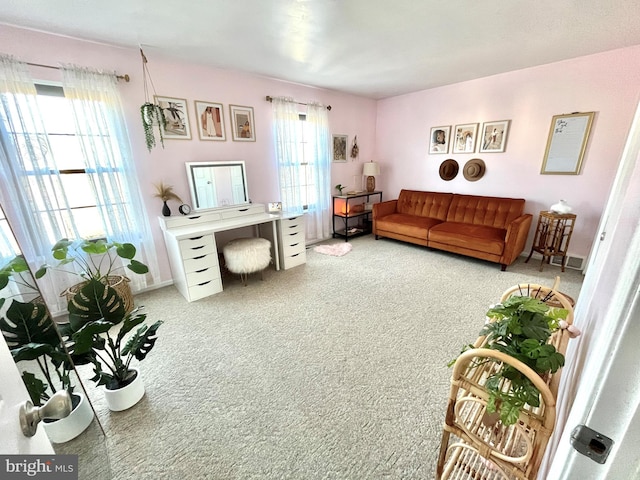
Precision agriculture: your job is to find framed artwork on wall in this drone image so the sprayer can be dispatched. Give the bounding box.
[155,95,191,140]
[194,101,226,141]
[452,123,479,154]
[229,104,255,141]
[541,112,595,175]
[332,134,348,162]
[479,120,510,153]
[429,125,451,154]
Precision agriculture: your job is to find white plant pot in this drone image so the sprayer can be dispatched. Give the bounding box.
[43,392,94,443]
[103,368,145,412]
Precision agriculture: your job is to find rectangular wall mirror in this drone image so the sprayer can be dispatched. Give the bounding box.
[185,161,249,211]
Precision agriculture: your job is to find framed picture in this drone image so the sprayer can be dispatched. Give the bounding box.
[194,101,226,141]
[155,96,191,140]
[429,126,451,154]
[452,123,479,154]
[479,120,510,153]
[229,105,255,142]
[541,112,595,175]
[332,134,348,162]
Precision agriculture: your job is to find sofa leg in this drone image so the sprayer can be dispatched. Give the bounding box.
[501,264,507,271]
[375,235,379,240]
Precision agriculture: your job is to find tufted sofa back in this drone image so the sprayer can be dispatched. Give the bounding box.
[397,190,453,221]
[446,195,525,229]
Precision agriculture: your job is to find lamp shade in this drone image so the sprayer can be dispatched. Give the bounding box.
[362,162,380,176]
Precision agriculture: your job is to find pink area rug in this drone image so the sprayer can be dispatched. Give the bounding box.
[313,242,352,257]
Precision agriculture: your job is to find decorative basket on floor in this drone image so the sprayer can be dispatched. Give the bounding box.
[61,275,134,314]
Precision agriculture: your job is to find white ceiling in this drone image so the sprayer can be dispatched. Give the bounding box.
[2,0,640,99]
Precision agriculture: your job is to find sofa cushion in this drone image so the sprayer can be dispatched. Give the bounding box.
[446,195,525,229]
[397,190,453,220]
[429,222,506,256]
[376,213,443,239]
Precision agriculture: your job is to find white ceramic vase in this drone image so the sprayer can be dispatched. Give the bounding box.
[550,199,572,214]
[42,392,94,443]
[103,367,145,412]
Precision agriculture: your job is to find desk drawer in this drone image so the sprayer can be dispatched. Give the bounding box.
[220,204,265,219]
[281,217,305,235]
[282,229,304,247]
[186,267,220,287]
[180,236,216,259]
[187,277,223,301]
[283,239,305,256]
[183,253,219,273]
[283,250,306,270]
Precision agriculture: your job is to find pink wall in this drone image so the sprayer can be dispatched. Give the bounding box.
[0,25,377,283]
[3,24,639,276]
[375,46,640,261]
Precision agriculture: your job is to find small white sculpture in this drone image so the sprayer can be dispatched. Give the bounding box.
[550,199,572,214]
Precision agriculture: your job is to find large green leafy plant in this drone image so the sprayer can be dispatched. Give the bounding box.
[480,296,568,425]
[62,278,162,390]
[0,256,77,406]
[36,238,149,282]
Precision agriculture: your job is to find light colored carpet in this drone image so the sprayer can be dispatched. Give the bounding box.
[57,236,584,479]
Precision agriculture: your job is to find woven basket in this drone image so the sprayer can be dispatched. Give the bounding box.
[61,275,134,314]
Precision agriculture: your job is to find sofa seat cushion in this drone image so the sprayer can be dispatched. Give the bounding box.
[377,213,443,239]
[429,222,506,255]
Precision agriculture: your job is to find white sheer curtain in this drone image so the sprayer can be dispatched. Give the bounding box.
[61,65,160,293]
[273,97,304,213]
[305,102,332,241]
[272,96,331,243]
[0,56,159,313]
[0,54,69,309]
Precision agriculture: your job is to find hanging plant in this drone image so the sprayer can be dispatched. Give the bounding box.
[140,48,165,152]
[141,103,165,152]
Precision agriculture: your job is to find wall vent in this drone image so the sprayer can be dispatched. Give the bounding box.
[550,255,585,271]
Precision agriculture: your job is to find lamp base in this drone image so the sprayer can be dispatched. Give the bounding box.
[366,176,375,192]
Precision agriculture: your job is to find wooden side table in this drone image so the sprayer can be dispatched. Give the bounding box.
[525,211,577,272]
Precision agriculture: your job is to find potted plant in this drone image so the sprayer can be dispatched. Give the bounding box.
[477,296,569,425]
[153,182,183,217]
[36,238,149,314]
[335,184,345,195]
[0,257,94,443]
[141,102,165,152]
[63,278,163,411]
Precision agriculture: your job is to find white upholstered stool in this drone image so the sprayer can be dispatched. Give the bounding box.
[222,237,272,286]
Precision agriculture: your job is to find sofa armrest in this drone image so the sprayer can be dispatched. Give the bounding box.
[372,199,398,219]
[501,214,533,266]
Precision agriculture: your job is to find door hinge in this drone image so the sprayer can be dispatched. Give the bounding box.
[570,424,614,464]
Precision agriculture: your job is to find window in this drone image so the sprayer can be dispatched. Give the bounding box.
[293,114,318,211]
[4,84,126,242]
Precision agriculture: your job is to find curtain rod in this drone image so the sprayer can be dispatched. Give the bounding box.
[265,95,331,111]
[26,62,130,82]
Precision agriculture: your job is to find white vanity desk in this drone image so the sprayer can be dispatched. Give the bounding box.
[159,203,306,302]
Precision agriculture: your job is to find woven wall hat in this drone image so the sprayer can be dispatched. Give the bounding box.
[463,158,486,181]
[439,159,459,181]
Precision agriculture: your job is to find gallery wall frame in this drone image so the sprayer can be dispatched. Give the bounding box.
[429,125,451,154]
[194,100,226,141]
[332,134,348,162]
[479,120,510,153]
[541,112,595,175]
[155,95,191,140]
[452,123,479,154]
[229,104,255,142]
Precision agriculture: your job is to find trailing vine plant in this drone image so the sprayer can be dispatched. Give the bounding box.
[141,102,165,152]
[140,48,165,152]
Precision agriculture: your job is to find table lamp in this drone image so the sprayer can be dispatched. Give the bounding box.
[362,161,380,192]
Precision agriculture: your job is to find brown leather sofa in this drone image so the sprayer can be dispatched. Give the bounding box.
[373,190,532,270]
